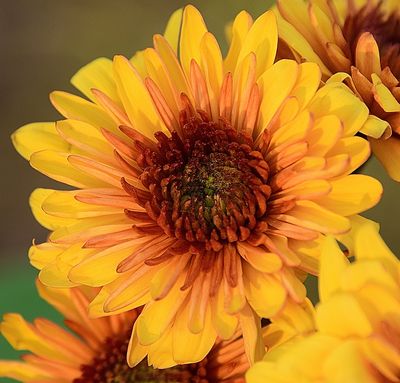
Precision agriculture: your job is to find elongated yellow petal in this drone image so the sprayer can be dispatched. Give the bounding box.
[179,5,207,79]
[256,60,299,137]
[29,189,77,231]
[71,57,120,104]
[318,175,382,216]
[30,150,106,188]
[163,8,183,53]
[319,236,349,302]
[172,303,216,364]
[113,55,166,138]
[316,293,373,337]
[137,281,188,346]
[238,304,265,365]
[12,122,68,161]
[50,91,118,130]
[224,11,253,73]
[237,10,278,79]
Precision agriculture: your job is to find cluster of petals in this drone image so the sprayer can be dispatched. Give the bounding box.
[247,218,400,383]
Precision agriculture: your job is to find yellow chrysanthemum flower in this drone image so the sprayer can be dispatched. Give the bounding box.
[12,5,382,365]
[247,218,400,383]
[275,0,400,180]
[0,282,252,382]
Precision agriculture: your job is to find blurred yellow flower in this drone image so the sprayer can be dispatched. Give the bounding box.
[0,282,251,382]
[247,218,400,383]
[12,5,382,366]
[275,0,400,180]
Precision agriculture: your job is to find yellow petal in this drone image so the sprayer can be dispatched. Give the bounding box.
[238,242,283,273]
[113,55,166,138]
[224,11,253,73]
[163,8,183,53]
[327,136,370,175]
[210,285,238,340]
[319,236,349,302]
[238,304,265,365]
[56,119,113,159]
[29,242,65,270]
[39,243,90,288]
[179,5,207,79]
[256,60,299,137]
[50,91,118,130]
[11,122,68,161]
[284,200,351,234]
[243,263,287,318]
[316,293,373,337]
[69,240,140,286]
[172,303,217,364]
[325,341,378,383]
[200,32,223,120]
[291,62,322,110]
[30,150,106,188]
[71,57,120,104]
[360,115,391,139]
[147,328,176,368]
[127,322,148,367]
[309,83,369,137]
[307,115,343,156]
[237,10,278,79]
[372,73,400,112]
[137,282,188,346]
[29,189,77,231]
[319,175,382,216]
[352,217,398,265]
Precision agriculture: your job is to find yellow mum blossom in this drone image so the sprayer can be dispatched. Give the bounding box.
[12,5,382,365]
[0,282,252,382]
[275,0,400,180]
[247,219,400,383]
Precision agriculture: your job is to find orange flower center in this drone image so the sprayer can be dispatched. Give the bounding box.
[73,330,210,383]
[343,4,400,77]
[124,111,271,253]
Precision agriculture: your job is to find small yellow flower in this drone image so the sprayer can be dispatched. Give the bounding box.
[275,0,400,180]
[12,5,382,366]
[0,282,252,382]
[247,218,400,383]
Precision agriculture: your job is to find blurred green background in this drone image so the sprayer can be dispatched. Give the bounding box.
[0,1,399,380]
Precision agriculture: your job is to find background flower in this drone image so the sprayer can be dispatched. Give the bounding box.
[275,0,400,181]
[0,281,251,382]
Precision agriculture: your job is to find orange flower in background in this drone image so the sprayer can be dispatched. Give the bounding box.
[0,282,251,382]
[275,0,400,180]
[12,5,382,366]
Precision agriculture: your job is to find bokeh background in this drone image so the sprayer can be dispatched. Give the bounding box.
[1,1,399,379]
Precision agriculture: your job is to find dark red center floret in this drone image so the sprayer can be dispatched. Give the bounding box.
[134,115,271,252]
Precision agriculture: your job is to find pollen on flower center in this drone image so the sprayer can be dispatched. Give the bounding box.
[125,112,272,252]
[343,4,400,77]
[73,330,210,383]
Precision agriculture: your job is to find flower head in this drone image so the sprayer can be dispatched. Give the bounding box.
[275,0,400,180]
[247,218,400,383]
[13,5,382,365]
[0,282,251,382]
